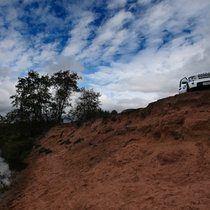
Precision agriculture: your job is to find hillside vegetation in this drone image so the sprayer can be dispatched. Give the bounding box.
[0,70,108,171]
[1,90,210,209]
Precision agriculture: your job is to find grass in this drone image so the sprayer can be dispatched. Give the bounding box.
[64,139,71,144]
[57,139,62,143]
[38,147,52,155]
[60,139,71,145]
[34,144,41,149]
[74,138,84,145]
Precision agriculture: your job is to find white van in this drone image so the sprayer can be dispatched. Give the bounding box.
[179,72,210,93]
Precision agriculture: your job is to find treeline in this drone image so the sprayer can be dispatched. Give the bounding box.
[4,70,80,123]
[0,70,117,171]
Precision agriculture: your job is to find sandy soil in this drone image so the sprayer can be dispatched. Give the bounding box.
[1,90,210,210]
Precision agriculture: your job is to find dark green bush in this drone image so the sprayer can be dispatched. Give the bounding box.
[1,138,33,170]
[111,110,118,115]
[0,122,54,171]
[0,70,80,172]
[0,182,9,194]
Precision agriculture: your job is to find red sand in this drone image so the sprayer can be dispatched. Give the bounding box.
[1,90,210,209]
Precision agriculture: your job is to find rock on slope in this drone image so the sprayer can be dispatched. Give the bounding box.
[1,90,210,210]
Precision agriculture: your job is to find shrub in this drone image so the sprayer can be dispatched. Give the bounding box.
[111,110,118,115]
[0,122,54,171]
[1,138,33,170]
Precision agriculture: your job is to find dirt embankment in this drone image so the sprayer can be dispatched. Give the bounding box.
[1,90,210,210]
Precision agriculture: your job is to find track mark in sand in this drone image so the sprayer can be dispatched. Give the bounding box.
[123,138,139,147]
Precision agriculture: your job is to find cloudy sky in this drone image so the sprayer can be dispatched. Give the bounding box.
[0,0,210,114]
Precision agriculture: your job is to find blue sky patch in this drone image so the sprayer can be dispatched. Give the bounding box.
[0,0,210,113]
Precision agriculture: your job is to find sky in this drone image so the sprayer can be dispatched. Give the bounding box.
[0,0,210,114]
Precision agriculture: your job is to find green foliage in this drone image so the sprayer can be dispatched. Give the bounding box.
[60,139,71,145]
[0,114,5,122]
[1,137,33,170]
[10,70,81,123]
[10,71,52,122]
[63,139,71,144]
[38,147,52,155]
[34,144,41,149]
[0,70,81,171]
[51,71,81,123]
[0,121,54,171]
[74,138,84,144]
[0,69,116,174]
[69,88,102,122]
[111,110,118,115]
[0,183,9,194]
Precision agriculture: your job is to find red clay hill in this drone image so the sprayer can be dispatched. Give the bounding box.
[1,90,210,209]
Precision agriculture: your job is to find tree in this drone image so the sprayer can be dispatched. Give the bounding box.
[51,70,81,123]
[10,71,52,122]
[69,88,101,122]
[1,70,81,171]
[10,70,81,123]
[0,114,4,123]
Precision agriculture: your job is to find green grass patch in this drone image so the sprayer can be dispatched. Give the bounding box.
[34,144,41,149]
[38,147,52,155]
[57,139,62,143]
[60,139,71,145]
[64,139,71,144]
[74,138,84,145]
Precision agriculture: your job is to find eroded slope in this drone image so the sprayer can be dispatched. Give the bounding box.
[1,90,210,209]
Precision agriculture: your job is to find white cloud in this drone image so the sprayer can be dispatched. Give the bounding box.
[107,0,127,9]
[138,0,151,5]
[87,35,208,111]
[0,30,27,68]
[0,79,15,115]
[78,9,134,63]
[81,0,210,111]
[63,12,95,56]
[1,0,210,114]
[0,29,59,72]
[100,90,158,112]
[45,55,84,74]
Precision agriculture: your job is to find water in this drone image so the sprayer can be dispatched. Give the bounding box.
[0,154,12,196]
